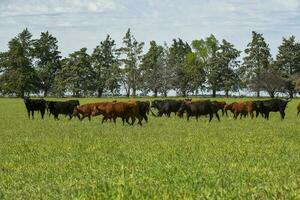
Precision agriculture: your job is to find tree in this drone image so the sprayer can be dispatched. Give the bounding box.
[168,38,191,96]
[56,48,91,97]
[191,35,219,97]
[33,31,61,97]
[215,39,241,97]
[91,35,119,97]
[276,36,300,98]
[251,67,286,98]
[241,31,272,97]
[140,41,165,97]
[0,29,38,97]
[184,52,206,95]
[118,29,144,97]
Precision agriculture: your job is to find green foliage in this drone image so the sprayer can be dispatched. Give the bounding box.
[140,41,166,96]
[56,48,92,97]
[33,31,61,96]
[91,35,119,97]
[168,39,192,96]
[276,36,300,97]
[242,31,272,96]
[118,29,144,97]
[0,97,300,199]
[0,29,38,97]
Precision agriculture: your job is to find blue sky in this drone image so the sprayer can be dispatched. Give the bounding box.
[0,0,300,57]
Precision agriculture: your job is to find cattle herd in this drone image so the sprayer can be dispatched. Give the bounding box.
[23,97,294,126]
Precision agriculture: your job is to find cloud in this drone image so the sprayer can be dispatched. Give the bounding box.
[0,0,122,17]
[0,0,300,57]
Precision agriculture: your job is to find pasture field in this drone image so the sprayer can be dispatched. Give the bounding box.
[0,97,300,199]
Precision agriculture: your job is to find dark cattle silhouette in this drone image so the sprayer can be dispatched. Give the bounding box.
[23,97,46,119]
[48,100,80,120]
[177,100,220,122]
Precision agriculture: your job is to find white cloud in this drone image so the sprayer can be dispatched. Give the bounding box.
[0,0,300,57]
[0,0,122,17]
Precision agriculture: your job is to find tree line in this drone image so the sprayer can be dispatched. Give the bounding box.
[1,28,300,98]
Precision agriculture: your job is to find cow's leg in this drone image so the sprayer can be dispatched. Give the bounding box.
[102,116,107,124]
[80,115,86,121]
[215,113,220,121]
[250,111,254,119]
[298,111,300,116]
[27,110,30,119]
[280,110,285,120]
[131,117,136,125]
[144,115,148,123]
[265,112,269,120]
[31,111,34,119]
[186,114,190,121]
[234,112,238,120]
[88,115,91,121]
[196,115,198,121]
[209,113,213,122]
[41,109,45,119]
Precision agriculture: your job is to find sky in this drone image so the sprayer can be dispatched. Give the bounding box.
[0,0,300,57]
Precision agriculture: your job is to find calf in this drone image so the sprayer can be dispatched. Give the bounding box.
[23,97,46,119]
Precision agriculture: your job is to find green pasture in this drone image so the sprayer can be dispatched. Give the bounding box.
[0,97,300,199]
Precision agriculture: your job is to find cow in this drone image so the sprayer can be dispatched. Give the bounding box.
[297,102,300,116]
[224,102,237,116]
[177,100,220,122]
[23,97,46,119]
[151,99,183,117]
[93,101,142,125]
[129,100,150,123]
[232,101,255,119]
[48,100,80,120]
[73,102,106,121]
[211,101,226,116]
[256,99,290,120]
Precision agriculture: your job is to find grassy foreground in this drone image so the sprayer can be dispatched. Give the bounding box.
[0,97,300,199]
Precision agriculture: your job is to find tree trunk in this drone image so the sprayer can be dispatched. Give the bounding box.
[182,90,186,97]
[289,90,294,98]
[212,89,216,98]
[97,88,103,97]
[44,89,48,97]
[256,90,260,98]
[154,89,157,97]
[163,91,167,97]
[225,90,229,98]
[132,87,136,97]
[268,91,275,98]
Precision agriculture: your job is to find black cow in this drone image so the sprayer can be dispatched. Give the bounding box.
[151,99,183,117]
[177,101,220,122]
[48,100,80,120]
[23,97,46,119]
[257,99,290,120]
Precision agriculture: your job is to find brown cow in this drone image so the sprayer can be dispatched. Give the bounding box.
[73,102,108,121]
[297,102,300,116]
[94,101,143,126]
[224,102,237,116]
[212,101,226,116]
[232,101,255,119]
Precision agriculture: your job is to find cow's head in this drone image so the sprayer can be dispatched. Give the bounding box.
[177,103,187,118]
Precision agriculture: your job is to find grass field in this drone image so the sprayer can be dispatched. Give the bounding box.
[0,97,300,199]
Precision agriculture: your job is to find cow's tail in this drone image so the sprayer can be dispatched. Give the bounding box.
[149,108,157,117]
